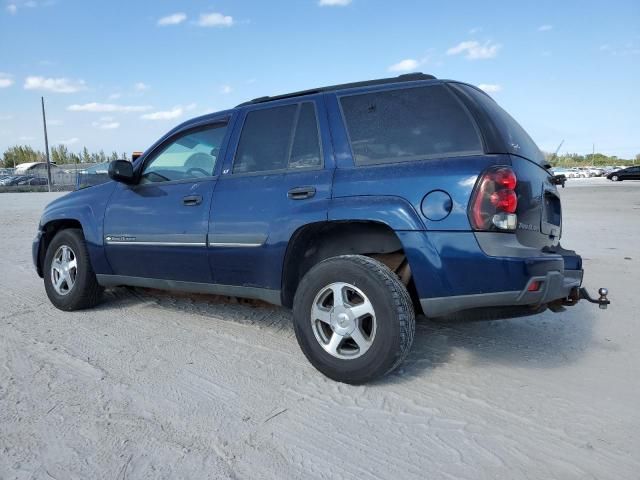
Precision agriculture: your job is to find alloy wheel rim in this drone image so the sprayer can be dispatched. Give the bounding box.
[50,245,77,296]
[310,282,376,360]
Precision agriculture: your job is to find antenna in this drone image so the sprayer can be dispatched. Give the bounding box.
[551,139,564,164]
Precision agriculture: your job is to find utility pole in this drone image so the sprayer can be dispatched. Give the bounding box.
[41,96,52,192]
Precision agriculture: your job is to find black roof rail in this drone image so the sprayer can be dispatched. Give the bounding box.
[236,72,437,107]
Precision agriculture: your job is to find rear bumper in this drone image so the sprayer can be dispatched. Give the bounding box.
[420,268,583,317]
[397,230,585,318]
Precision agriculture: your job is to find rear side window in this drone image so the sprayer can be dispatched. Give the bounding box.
[234,102,322,174]
[340,85,481,166]
[451,83,545,165]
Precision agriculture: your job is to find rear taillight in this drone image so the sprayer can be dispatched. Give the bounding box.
[469,166,518,231]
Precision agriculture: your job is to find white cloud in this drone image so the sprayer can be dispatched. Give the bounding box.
[197,12,233,27]
[134,82,149,91]
[48,119,63,126]
[158,12,187,26]
[599,43,640,56]
[108,92,122,100]
[0,114,13,121]
[140,103,195,120]
[56,137,79,146]
[67,102,152,113]
[19,135,35,140]
[468,26,482,35]
[6,4,17,14]
[446,40,501,60]
[141,106,183,121]
[0,73,14,88]
[388,58,420,72]
[92,119,120,130]
[477,83,502,93]
[24,76,87,93]
[220,85,233,94]
[538,24,553,32]
[319,0,351,5]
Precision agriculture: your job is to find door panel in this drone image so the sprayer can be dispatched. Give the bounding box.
[208,96,334,290]
[104,180,215,282]
[208,170,332,289]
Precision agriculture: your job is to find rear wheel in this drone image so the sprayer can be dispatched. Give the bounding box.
[611,175,620,181]
[44,228,103,311]
[293,255,415,384]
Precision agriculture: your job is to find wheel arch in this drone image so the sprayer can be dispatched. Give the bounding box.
[36,218,84,277]
[281,220,415,308]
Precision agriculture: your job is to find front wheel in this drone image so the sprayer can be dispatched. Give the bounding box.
[293,255,415,384]
[44,228,103,311]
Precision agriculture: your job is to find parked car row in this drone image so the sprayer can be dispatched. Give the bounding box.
[0,174,50,186]
[550,165,636,179]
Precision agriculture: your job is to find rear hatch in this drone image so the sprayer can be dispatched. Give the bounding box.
[450,83,568,254]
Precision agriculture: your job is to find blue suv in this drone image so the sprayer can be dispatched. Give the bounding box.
[33,73,608,383]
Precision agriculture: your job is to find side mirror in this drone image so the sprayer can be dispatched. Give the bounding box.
[108,160,135,183]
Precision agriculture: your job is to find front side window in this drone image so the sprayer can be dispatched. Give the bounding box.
[234,102,321,174]
[340,85,482,166]
[141,123,228,183]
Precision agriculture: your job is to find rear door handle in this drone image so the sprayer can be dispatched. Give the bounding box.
[287,186,316,200]
[182,194,203,206]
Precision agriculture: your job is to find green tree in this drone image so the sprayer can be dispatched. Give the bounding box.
[1,145,44,168]
[50,145,71,165]
[81,146,91,164]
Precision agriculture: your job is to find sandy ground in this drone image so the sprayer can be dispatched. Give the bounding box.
[1,178,639,479]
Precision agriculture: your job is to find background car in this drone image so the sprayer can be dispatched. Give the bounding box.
[607,166,640,181]
[17,176,49,186]
[0,175,30,186]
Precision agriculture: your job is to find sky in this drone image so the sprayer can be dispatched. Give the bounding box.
[0,0,639,159]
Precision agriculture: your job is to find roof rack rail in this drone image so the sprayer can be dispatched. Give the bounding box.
[236,72,436,107]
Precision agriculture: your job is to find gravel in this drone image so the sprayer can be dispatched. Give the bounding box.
[1,178,639,479]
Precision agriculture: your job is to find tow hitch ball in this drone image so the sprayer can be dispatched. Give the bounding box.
[565,287,610,309]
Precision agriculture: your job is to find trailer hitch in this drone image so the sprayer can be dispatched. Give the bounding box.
[579,287,610,309]
[562,287,610,309]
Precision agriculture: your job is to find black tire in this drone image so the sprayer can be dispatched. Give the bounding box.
[43,228,103,311]
[293,255,415,384]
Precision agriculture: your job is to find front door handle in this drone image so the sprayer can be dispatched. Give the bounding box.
[182,194,203,206]
[287,186,316,200]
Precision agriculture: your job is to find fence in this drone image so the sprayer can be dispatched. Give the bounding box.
[0,163,110,193]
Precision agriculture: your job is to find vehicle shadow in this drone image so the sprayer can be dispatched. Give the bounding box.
[95,286,295,333]
[95,287,596,385]
[381,306,597,385]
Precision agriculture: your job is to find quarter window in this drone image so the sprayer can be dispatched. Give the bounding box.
[141,123,228,183]
[234,102,321,174]
[290,103,322,169]
[340,85,482,166]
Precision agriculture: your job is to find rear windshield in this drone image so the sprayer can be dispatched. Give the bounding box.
[451,83,545,165]
[339,85,482,166]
